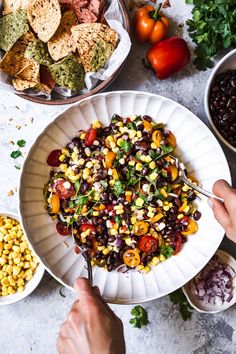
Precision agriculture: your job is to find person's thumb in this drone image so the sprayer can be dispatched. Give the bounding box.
[209,198,230,232]
[73,277,94,298]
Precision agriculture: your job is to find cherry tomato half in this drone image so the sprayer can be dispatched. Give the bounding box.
[53,179,75,200]
[123,249,140,268]
[80,223,96,233]
[174,232,182,255]
[84,128,97,146]
[138,236,158,254]
[47,149,62,167]
[56,222,71,236]
[51,194,60,214]
[133,221,149,236]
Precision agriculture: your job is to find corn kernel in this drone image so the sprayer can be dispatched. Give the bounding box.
[160,254,166,262]
[163,206,170,211]
[149,172,158,181]
[78,158,85,165]
[128,160,135,166]
[136,131,142,138]
[135,198,144,207]
[151,142,158,149]
[124,238,133,246]
[183,205,190,213]
[116,210,124,215]
[18,286,24,292]
[147,211,155,218]
[136,265,144,271]
[102,248,110,255]
[61,148,69,156]
[59,154,65,162]
[150,256,160,266]
[149,161,156,169]
[177,213,184,219]
[135,162,143,171]
[110,228,118,235]
[131,216,137,224]
[92,120,102,129]
[97,246,105,251]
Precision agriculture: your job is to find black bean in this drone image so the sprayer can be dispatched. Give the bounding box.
[143,115,152,122]
[80,181,89,193]
[193,210,202,221]
[94,175,102,182]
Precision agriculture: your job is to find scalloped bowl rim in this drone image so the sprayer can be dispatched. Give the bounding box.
[18,91,231,304]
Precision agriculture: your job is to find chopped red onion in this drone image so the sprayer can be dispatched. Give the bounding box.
[190,255,235,306]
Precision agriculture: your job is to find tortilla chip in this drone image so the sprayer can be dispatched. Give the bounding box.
[35,82,52,93]
[2,0,30,15]
[48,54,85,91]
[16,61,40,81]
[0,32,36,77]
[0,9,29,51]
[12,78,37,91]
[27,0,61,42]
[71,23,118,56]
[47,10,78,61]
[25,39,53,65]
[80,38,114,72]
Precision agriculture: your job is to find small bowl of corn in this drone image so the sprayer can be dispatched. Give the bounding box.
[0,212,44,305]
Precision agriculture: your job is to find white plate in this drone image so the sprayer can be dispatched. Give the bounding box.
[0,212,44,306]
[19,91,231,304]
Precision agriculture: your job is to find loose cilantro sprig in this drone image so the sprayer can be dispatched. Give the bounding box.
[129,306,149,328]
[113,180,124,196]
[185,0,236,70]
[10,139,27,169]
[169,289,193,321]
[119,140,132,154]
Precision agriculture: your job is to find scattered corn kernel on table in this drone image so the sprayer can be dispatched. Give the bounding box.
[1,1,236,353]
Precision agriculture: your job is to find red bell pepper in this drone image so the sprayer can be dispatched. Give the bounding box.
[146,36,190,79]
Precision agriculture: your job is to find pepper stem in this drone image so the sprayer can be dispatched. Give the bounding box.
[150,3,162,21]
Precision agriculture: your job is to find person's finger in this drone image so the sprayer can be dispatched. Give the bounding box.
[210,198,231,231]
[74,277,95,298]
[56,336,78,354]
[93,286,101,296]
[212,179,232,198]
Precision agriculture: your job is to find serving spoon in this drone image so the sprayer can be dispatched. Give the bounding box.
[71,226,93,286]
[170,154,224,203]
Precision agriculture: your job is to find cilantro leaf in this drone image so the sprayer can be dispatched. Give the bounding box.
[113,180,124,196]
[17,139,26,148]
[74,180,81,194]
[129,306,149,329]
[14,164,21,170]
[114,215,121,225]
[127,122,136,130]
[169,289,193,321]
[160,245,174,258]
[76,195,88,207]
[161,145,174,155]
[100,180,108,189]
[149,150,157,160]
[119,140,132,154]
[10,150,22,159]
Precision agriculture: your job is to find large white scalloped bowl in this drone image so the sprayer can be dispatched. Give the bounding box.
[19,91,231,304]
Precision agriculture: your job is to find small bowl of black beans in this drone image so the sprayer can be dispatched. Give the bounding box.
[204,49,236,153]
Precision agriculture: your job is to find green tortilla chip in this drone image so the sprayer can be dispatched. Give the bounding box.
[80,38,114,72]
[49,54,85,91]
[0,9,29,51]
[25,39,53,66]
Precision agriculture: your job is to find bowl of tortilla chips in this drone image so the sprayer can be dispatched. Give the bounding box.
[0,0,130,105]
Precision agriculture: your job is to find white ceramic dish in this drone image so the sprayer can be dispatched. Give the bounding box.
[204,49,236,153]
[0,212,45,306]
[182,250,236,314]
[19,91,231,304]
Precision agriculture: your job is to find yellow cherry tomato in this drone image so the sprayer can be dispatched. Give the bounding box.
[143,119,153,131]
[105,151,116,168]
[152,130,163,147]
[166,131,176,147]
[182,218,198,236]
[51,194,60,214]
[123,249,140,268]
[133,221,149,236]
[169,164,179,181]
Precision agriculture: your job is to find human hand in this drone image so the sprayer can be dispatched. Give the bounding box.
[210,179,236,242]
[56,278,125,354]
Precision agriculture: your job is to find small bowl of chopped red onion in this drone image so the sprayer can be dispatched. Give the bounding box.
[204,49,236,153]
[182,250,236,313]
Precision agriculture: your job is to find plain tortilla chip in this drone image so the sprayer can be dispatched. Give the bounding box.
[25,39,53,65]
[3,0,30,15]
[16,61,40,81]
[71,23,118,56]
[12,78,37,91]
[80,38,114,72]
[27,0,61,42]
[47,10,78,61]
[0,32,36,77]
[48,54,85,91]
[0,9,29,51]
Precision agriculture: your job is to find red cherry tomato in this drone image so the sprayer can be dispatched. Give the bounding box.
[56,222,71,236]
[174,232,182,255]
[47,150,62,167]
[138,236,158,254]
[53,179,75,200]
[84,128,97,146]
[105,204,114,211]
[80,224,96,232]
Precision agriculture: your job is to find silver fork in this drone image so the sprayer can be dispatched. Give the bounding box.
[170,154,224,203]
[71,226,93,286]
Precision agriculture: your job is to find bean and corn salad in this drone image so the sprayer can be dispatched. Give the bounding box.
[45,114,201,273]
[0,216,39,296]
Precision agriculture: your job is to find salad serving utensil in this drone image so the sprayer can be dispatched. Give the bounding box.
[170,155,224,203]
[71,226,93,286]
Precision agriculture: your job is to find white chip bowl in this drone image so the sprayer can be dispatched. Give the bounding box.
[0,212,45,306]
[204,49,236,153]
[19,91,231,304]
[182,250,236,313]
